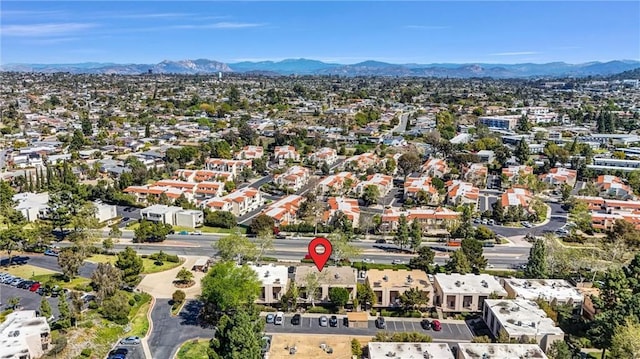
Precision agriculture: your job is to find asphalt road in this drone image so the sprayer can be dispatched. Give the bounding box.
[149,300,215,359]
[0,282,61,316]
[110,344,145,359]
[14,254,97,279]
[263,314,473,341]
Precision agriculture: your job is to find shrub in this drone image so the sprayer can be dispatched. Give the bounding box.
[255,305,277,312]
[141,254,148,259]
[172,290,186,304]
[49,337,67,355]
[306,306,331,314]
[133,294,142,302]
[88,301,99,310]
[128,298,136,306]
[80,348,92,357]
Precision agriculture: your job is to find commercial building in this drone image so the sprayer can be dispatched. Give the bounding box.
[140,205,204,228]
[294,266,357,305]
[368,342,454,359]
[366,269,432,308]
[502,278,584,309]
[0,310,51,359]
[456,343,547,359]
[249,264,290,305]
[482,299,564,352]
[433,273,507,313]
[13,192,50,222]
[93,201,118,224]
[478,115,519,130]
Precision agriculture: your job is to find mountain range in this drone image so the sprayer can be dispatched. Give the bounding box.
[2,58,639,78]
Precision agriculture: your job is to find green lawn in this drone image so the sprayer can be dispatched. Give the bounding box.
[3,264,58,278]
[32,273,91,290]
[85,254,183,274]
[177,339,210,359]
[126,293,152,337]
[126,222,245,234]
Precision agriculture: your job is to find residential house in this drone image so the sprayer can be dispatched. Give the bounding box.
[502,278,584,311]
[403,176,440,205]
[201,188,263,217]
[294,266,357,305]
[482,299,564,352]
[308,147,338,166]
[539,168,577,187]
[501,188,534,210]
[380,207,460,232]
[273,145,300,164]
[368,342,454,359]
[433,273,507,313]
[249,264,289,305]
[464,164,488,188]
[345,153,380,172]
[596,175,633,199]
[318,172,358,195]
[355,173,393,196]
[261,194,305,226]
[446,180,480,209]
[235,145,264,160]
[421,158,449,177]
[366,269,432,308]
[140,204,204,228]
[174,169,233,183]
[324,197,360,228]
[273,166,310,191]
[204,158,252,177]
[192,181,225,202]
[93,202,118,224]
[456,343,548,359]
[0,310,51,359]
[502,165,533,183]
[13,192,50,222]
[124,184,189,204]
[476,150,495,163]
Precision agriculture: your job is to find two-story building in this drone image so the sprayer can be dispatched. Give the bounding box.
[273,166,310,191]
[308,147,338,166]
[421,158,449,177]
[318,172,359,195]
[446,180,480,209]
[366,269,432,308]
[273,145,300,164]
[294,266,357,305]
[0,310,51,359]
[201,188,263,217]
[403,176,440,205]
[249,264,289,305]
[324,197,360,228]
[261,194,305,227]
[235,145,264,160]
[354,173,393,197]
[140,204,204,228]
[433,273,507,313]
[205,158,252,177]
[539,168,577,187]
[380,207,461,232]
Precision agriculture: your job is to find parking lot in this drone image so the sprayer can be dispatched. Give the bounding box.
[109,343,145,359]
[0,282,60,316]
[263,314,473,341]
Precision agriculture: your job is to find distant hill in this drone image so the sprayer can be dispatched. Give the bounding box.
[2,58,639,78]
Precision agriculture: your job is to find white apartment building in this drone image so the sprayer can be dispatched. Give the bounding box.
[273,145,300,163]
[249,264,289,305]
[502,278,584,309]
[235,145,264,159]
[354,173,393,196]
[140,204,204,228]
[482,299,565,352]
[273,166,310,191]
[0,310,51,359]
[308,147,338,166]
[318,172,358,195]
[201,188,263,217]
[368,342,454,359]
[433,273,507,313]
[456,343,548,359]
[13,192,50,222]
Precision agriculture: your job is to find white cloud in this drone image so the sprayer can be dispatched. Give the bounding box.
[173,22,264,30]
[1,23,96,37]
[490,51,540,56]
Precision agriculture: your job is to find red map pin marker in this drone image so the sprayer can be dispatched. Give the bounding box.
[308,237,332,272]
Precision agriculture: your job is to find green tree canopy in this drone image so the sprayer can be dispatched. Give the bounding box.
[209,308,264,359]
[115,246,144,286]
[525,239,548,278]
[409,246,436,273]
[329,287,350,308]
[201,261,260,313]
[215,232,257,262]
[250,214,274,234]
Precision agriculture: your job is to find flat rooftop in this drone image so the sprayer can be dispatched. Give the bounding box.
[249,263,290,286]
[457,343,548,359]
[294,266,356,286]
[503,278,583,304]
[485,299,564,337]
[367,269,430,290]
[435,273,507,296]
[368,342,454,359]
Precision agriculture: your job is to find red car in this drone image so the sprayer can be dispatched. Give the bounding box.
[29,282,41,292]
[432,320,442,331]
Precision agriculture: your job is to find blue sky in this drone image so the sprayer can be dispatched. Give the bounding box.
[1,1,639,65]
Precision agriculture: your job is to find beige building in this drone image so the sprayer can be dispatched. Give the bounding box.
[294,266,357,305]
[433,273,507,312]
[366,269,432,308]
[249,264,289,305]
[482,299,564,352]
[0,310,51,359]
[368,342,454,359]
[456,343,548,359]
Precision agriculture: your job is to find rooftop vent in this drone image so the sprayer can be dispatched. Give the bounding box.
[530,322,536,328]
[265,271,270,277]
[335,273,340,279]
[383,275,389,281]
[517,320,523,326]
[274,278,280,284]
[455,280,461,287]
[481,280,488,288]
[407,275,413,283]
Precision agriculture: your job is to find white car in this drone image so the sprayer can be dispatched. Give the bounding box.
[362,258,375,263]
[274,311,284,325]
[391,259,405,265]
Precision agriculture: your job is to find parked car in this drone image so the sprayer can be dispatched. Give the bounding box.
[521,221,532,228]
[191,230,202,235]
[44,249,59,257]
[343,317,349,327]
[329,315,338,327]
[274,312,284,325]
[482,241,496,247]
[362,258,375,263]
[108,355,126,359]
[375,316,386,329]
[375,239,386,244]
[420,319,432,330]
[265,313,275,324]
[29,282,41,292]
[432,320,442,331]
[488,219,495,225]
[275,233,287,239]
[319,316,328,327]
[473,218,481,224]
[178,231,189,235]
[391,260,405,265]
[120,336,141,345]
[111,348,128,356]
[291,314,301,325]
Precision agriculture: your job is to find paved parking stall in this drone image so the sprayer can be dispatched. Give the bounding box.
[110,344,145,359]
[0,282,60,316]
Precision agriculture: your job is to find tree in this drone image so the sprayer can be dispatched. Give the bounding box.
[39,298,52,319]
[409,220,422,252]
[172,290,186,305]
[569,200,592,233]
[608,219,640,248]
[101,291,130,324]
[351,338,363,357]
[209,308,264,359]
[0,227,26,264]
[102,237,114,254]
[445,249,471,274]
[393,215,410,250]
[0,180,15,209]
[70,290,84,323]
[108,224,122,240]
[547,340,573,359]
[57,291,71,329]
[409,246,436,273]
[201,261,260,313]
[176,267,194,284]
[58,247,85,279]
[328,230,361,264]
[7,296,20,310]
[329,287,350,308]
[255,230,274,262]
[398,152,422,177]
[515,139,529,164]
[91,263,123,303]
[215,232,257,262]
[525,239,548,278]
[250,214,273,234]
[356,282,376,311]
[280,281,299,312]
[115,247,144,286]
[302,271,324,307]
[205,210,237,229]
[133,219,172,243]
[461,238,488,272]
[361,184,380,206]
[399,287,429,311]
[517,114,532,133]
[610,317,640,358]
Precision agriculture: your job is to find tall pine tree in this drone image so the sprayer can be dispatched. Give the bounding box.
[525,239,547,278]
